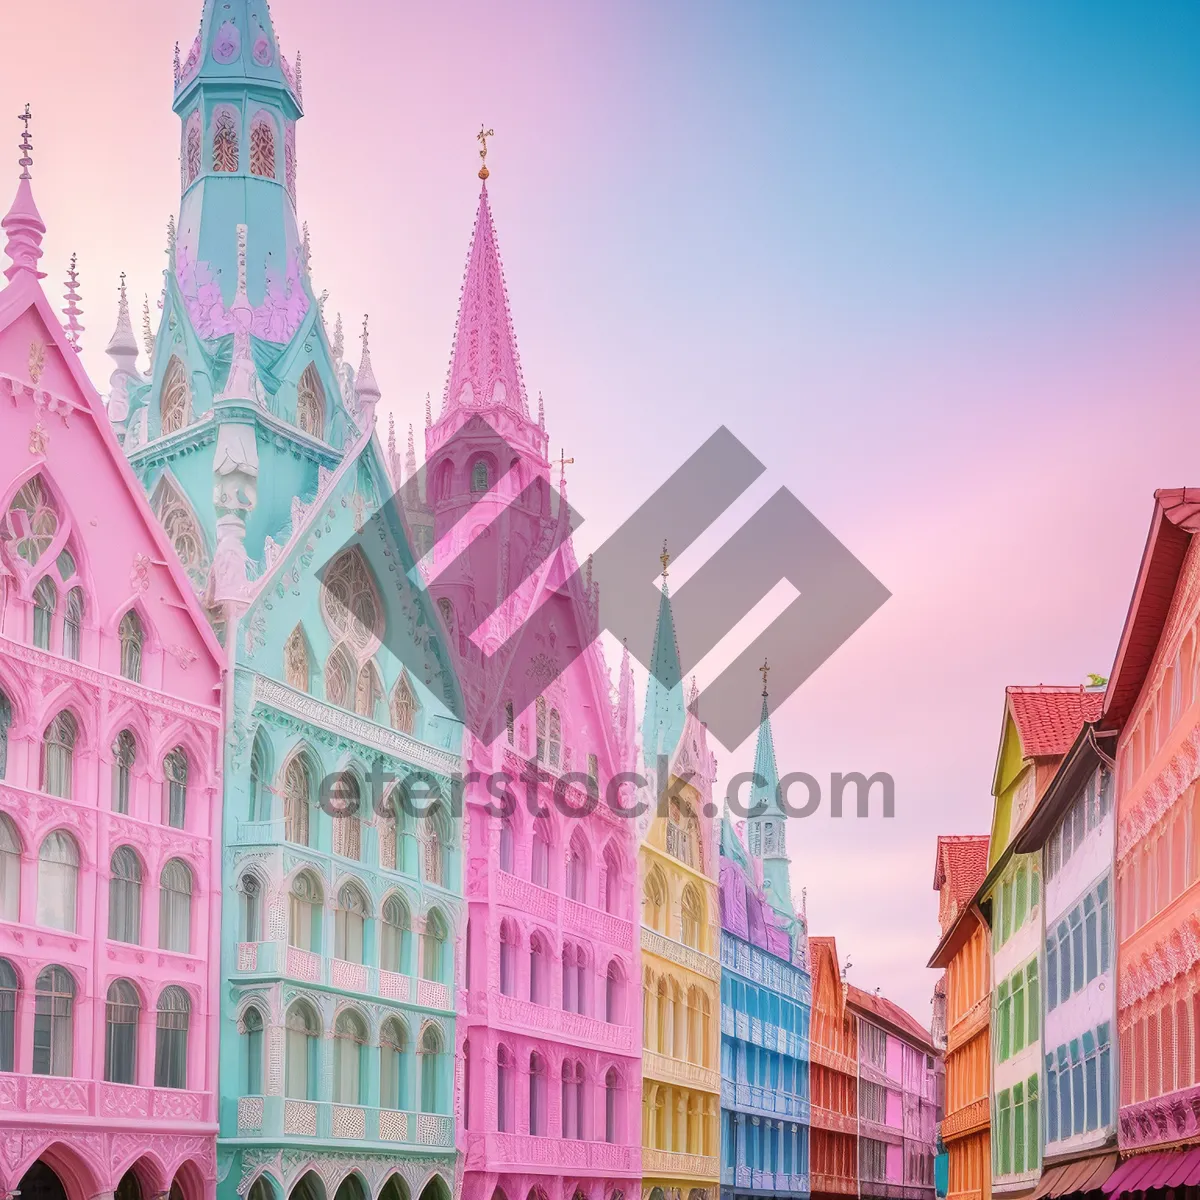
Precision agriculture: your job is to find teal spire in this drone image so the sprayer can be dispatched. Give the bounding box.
[176,0,298,103]
[642,542,686,772]
[748,663,795,919]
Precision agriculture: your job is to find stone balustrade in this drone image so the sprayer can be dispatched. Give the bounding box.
[641,1147,720,1179]
[239,1094,454,1148]
[562,894,634,950]
[0,1074,211,1123]
[642,1048,720,1093]
[486,1132,639,1174]
[641,926,721,981]
[494,993,636,1051]
[810,1104,858,1136]
[721,1165,809,1191]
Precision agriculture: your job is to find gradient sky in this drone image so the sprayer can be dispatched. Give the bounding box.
[10,1,1200,1021]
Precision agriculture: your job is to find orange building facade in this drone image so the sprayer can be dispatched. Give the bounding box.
[929,837,992,1200]
[809,937,859,1200]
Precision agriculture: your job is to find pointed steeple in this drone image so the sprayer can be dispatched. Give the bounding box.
[406,423,417,479]
[178,0,298,102]
[61,254,83,352]
[642,541,686,771]
[441,182,529,418]
[355,314,381,426]
[3,106,46,283]
[106,272,139,367]
[748,663,795,920]
[616,638,637,771]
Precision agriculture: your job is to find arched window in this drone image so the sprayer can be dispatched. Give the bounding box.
[605,1067,619,1142]
[332,773,362,861]
[499,920,517,997]
[284,625,310,692]
[499,819,514,873]
[681,885,704,950]
[239,873,263,942]
[32,575,56,650]
[421,805,445,887]
[160,357,192,435]
[531,817,550,889]
[497,1045,513,1132]
[104,979,140,1083]
[112,729,136,814]
[153,475,207,583]
[603,843,621,915]
[643,867,667,934]
[249,113,276,179]
[296,363,325,438]
[530,933,547,1005]
[470,459,489,493]
[32,966,75,1075]
[284,754,312,846]
[163,746,188,829]
[0,690,9,779]
[285,1001,319,1099]
[0,958,17,1072]
[108,846,142,944]
[565,831,587,903]
[528,1051,547,1135]
[184,111,202,185]
[288,872,323,953]
[63,588,83,661]
[242,1006,264,1094]
[322,549,383,655]
[562,942,586,1015]
[159,859,193,954]
[606,961,623,1024]
[391,672,418,735]
[325,645,353,708]
[380,1016,408,1109]
[212,109,239,173]
[249,730,270,821]
[119,610,144,681]
[355,661,383,720]
[41,711,77,799]
[419,1023,444,1113]
[333,1009,367,1104]
[154,986,190,1089]
[9,476,59,569]
[421,909,446,983]
[561,1060,584,1139]
[535,697,547,761]
[548,708,562,768]
[0,813,21,921]
[335,883,369,964]
[36,831,78,931]
[380,894,410,974]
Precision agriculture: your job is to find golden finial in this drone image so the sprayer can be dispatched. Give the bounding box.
[477,125,495,180]
[760,658,770,697]
[554,447,575,481]
[660,539,671,579]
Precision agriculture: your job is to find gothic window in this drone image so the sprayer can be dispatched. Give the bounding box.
[331,772,362,860]
[288,871,323,953]
[643,867,667,934]
[391,672,418,735]
[239,873,262,942]
[284,625,310,692]
[249,113,276,178]
[155,987,190,1089]
[421,805,445,886]
[160,357,192,435]
[499,819,514,873]
[420,1023,444,1113]
[470,459,489,493]
[163,747,189,829]
[379,1016,408,1109]
[680,887,702,950]
[561,1060,584,1139]
[153,475,207,582]
[0,691,9,780]
[108,846,142,944]
[33,576,56,650]
[335,883,369,964]
[529,1051,547,1135]
[104,979,140,1084]
[325,646,352,707]
[497,1045,514,1132]
[333,1009,367,1104]
[548,708,562,768]
[32,966,75,1076]
[284,753,312,846]
[565,830,587,903]
[212,109,239,173]
[242,1006,264,1094]
[63,588,83,661]
[530,933,547,1004]
[380,894,410,974]
[41,712,77,800]
[322,548,382,655]
[605,1067,619,1142]
[119,610,144,682]
[499,919,517,996]
[603,843,620,915]
[535,697,547,761]
[606,960,624,1024]
[0,814,19,921]
[421,908,447,983]
[437,596,455,637]
[8,477,58,568]
[249,729,270,821]
[296,363,325,437]
[184,111,202,185]
[284,1000,319,1099]
[36,831,78,931]
[355,660,383,720]
[159,859,193,953]
[531,817,551,888]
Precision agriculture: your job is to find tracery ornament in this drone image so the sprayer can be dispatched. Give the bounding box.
[355,660,383,720]
[283,753,312,846]
[284,624,310,692]
[325,645,353,708]
[321,548,383,655]
[213,108,240,173]
[7,476,58,568]
[152,474,209,584]
[249,113,276,179]
[391,671,418,735]
[160,356,192,435]
[184,110,202,186]
[285,124,297,196]
[296,363,325,438]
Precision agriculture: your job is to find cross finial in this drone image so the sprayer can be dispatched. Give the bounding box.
[760,658,770,698]
[17,104,32,179]
[554,446,574,482]
[660,539,671,579]
[477,125,495,180]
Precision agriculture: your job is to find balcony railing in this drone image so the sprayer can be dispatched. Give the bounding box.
[485,1133,638,1174]
[642,1049,720,1093]
[641,927,721,982]
[0,1075,211,1124]
[239,1095,453,1148]
[495,994,636,1052]
[722,1080,809,1122]
[810,1104,858,1136]
[642,1148,720,1179]
[721,1165,810,1192]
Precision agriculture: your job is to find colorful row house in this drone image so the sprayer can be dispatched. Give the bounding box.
[808,937,858,1200]
[0,140,225,1200]
[718,682,812,1200]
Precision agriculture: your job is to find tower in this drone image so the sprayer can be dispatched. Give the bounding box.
[641,543,687,773]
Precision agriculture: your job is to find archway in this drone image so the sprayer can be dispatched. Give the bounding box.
[17,1163,68,1200]
[115,1170,143,1200]
[379,1177,410,1200]
[417,1176,451,1200]
[332,1177,366,1200]
[289,1173,325,1200]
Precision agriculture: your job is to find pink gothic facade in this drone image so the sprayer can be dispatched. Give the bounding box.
[409,179,643,1200]
[0,143,225,1200]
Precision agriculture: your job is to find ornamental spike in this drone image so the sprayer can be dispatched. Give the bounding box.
[3,105,46,281]
[142,295,154,358]
[425,391,432,427]
[332,312,344,364]
[62,253,84,352]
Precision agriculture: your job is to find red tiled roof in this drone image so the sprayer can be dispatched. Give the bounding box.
[1007,685,1104,759]
[932,834,989,899]
[846,984,935,1053]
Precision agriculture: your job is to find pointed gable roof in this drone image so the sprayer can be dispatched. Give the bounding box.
[845,984,935,1055]
[1006,685,1105,760]
[928,833,990,968]
[441,185,529,418]
[642,572,686,770]
[750,693,783,818]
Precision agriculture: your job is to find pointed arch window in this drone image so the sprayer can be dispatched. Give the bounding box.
[41,712,77,800]
[681,885,704,950]
[154,475,207,582]
[333,1009,367,1104]
[380,894,410,974]
[249,113,276,179]
[8,477,58,568]
[284,624,310,692]
[531,817,550,889]
[239,872,263,943]
[420,1023,444,1113]
[0,813,21,921]
[284,754,312,846]
[331,772,362,861]
[0,959,18,1072]
[421,805,445,887]
[325,645,353,708]
[104,979,140,1084]
[322,549,383,654]
[643,867,667,934]
[380,1016,408,1109]
[163,747,188,829]
[32,966,75,1076]
[391,672,418,735]
[296,364,325,438]
[160,357,192,435]
[288,872,323,953]
[535,697,547,761]
[548,708,562,768]
[499,818,514,874]
[606,960,623,1024]
[499,919,517,997]
[32,576,56,650]
[0,690,9,780]
[184,111,202,185]
[421,909,446,983]
[565,830,587,903]
[284,1000,319,1099]
[212,109,239,173]
[354,660,383,720]
[530,933,547,1004]
[470,459,490,493]
[335,883,369,964]
[605,1067,619,1142]
[36,831,78,931]
[561,1060,584,1139]
[242,1006,264,1095]
[63,588,84,661]
[497,1044,514,1132]
[529,1051,547,1135]
[154,986,190,1089]
[119,610,144,682]
[249,730,270,821]
[108,846,142,945]
[603,843,621,915]
[159,859,193,953]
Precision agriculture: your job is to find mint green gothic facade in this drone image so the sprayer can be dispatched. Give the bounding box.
[105,4,463,1200]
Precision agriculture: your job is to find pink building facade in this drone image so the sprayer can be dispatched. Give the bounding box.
[0,133,225,1200]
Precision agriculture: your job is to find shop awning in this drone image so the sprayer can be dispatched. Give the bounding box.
[1102,1148,1200,1194]
[1031,1153,1117,1199]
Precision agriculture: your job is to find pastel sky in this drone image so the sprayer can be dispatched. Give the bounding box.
[10,1,1200,1020]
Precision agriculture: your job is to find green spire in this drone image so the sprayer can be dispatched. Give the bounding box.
[748,667,795,919]
[642,542,686,771]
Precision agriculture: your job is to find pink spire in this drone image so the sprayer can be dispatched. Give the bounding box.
[3,105,47,282]
[442,183,529,418]
[62,253,84,352]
